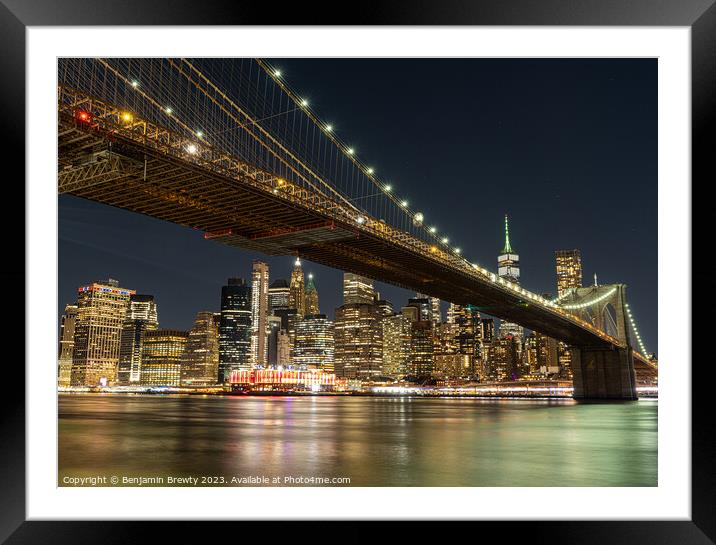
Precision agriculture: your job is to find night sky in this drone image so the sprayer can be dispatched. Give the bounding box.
[58,58,657,353]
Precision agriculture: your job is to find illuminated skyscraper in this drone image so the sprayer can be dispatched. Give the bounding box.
[70,279,135,387]
[250,260,270,367]
[218,277,252,382]
[408,297,432,323]
[118,294,159,384]
[57,304,78,387]
[293,314,334,371]
[555,249,583,297]
[343,273,375,305]
[416,293,442,323]
[268,279,291,312]
[140,329,188,386]
[409,320,434,378]
[180,311,220,386]
[305,273,320,315]
[289,258,306,317]
[453,304,484,379]
[497,215,524,339]
[433,322,463,380]
[382,313,412,378]
[490,334,520,382]
[334,302,383,380]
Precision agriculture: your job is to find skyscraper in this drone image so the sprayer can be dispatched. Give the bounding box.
[293,314,334,371]
[289,258,306,317]
[268,279,291,312]
[382,313,412,378]
[408,297,433,323]
[57,304,78,387]
[218,277,252,382]
[250,260,270,367]
[180,311,220,386]
[453,304,483,379]
[70,279,135,387]
[334,302,383,380]
[555,249,583,297]
[416,292,441,323]
[140,329,188,386]
[117,294,159,384]
[305,273,320,315]
[497,215,524,339]
[343,273,375,305]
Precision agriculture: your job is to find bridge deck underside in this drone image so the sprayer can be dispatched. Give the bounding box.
[59,119,612,348]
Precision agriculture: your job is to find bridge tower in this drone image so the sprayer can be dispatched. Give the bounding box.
[558,284,637,400]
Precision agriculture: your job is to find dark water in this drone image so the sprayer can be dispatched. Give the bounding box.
[58,394,657,487]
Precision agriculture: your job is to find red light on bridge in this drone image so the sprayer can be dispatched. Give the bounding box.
[75,109,92,123]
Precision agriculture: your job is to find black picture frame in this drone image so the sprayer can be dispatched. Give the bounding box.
[2,1,711,542]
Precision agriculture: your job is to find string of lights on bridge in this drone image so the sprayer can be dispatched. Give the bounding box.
[256,60,469,260]
[625,304,649,355]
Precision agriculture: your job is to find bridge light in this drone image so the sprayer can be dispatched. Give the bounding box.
[441,237,449,244]
[122,112,133,122]
[401,200,408,207]
[430,246,437,253]
[384,184,392,192]
[196,131,204,138]
[356,216,366,224]
[367,168,374,175]
[277,178,285,186]
[347,148,355,155]
[165,107,173,114]
[186,143,198,154]
[414,212,424,223]
[454,248,461,254]
[429,226,436,233]
[76,110,91,123]
[131,80,139,88]
[300,99,309,107]
[274,69,282,77]
[325,124,333,132]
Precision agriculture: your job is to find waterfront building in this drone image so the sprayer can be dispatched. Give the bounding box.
[376,299,394,317]
[57,304,78,387]
[490,334,521,382]
[305,273,320,315]
[250,260,270,367]
[140,329,188,386]
[409,320,434,378]
[117,294,159,384]
[268,278,291,312]
[218,277,252,382]
[555,249,583,297]
[343,272,375,305]
[446,302,457,324]
[289,258,306,317]
[497,215,524,339]
[433,322,464,380]
[453,304,483,379]
[70,279,135,387]
[293,314,334,371]
[334,303,383,380]
[382,313,412,378]
[180,311,220,386]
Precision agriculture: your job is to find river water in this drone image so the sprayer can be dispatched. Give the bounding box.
[58,393,657,487]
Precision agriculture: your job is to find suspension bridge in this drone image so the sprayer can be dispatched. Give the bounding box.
[57,58,656,399]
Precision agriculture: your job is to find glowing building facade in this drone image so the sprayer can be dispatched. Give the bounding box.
[289,258,306,317]
[218,277,252,382]
[140,329,188,386]
[305,273,320,315]
[555,249,583,297]
[57,304,78,387]
[497,215,524,340]
[250,260,270,367]
[117,294,159,384]
[180,311,220,386]
[70,279,135,387]
[293,314,334,371]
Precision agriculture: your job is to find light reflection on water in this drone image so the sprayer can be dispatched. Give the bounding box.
[58,394,657,486]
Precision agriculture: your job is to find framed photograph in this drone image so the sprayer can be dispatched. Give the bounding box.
[3,0,711,542]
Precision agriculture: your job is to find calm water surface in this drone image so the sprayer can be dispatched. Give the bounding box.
[59,394,657,486]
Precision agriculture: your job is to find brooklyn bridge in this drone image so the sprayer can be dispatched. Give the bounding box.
[57,58,656,399]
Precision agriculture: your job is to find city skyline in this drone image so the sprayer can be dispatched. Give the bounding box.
[58,58,656,353]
